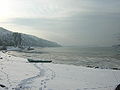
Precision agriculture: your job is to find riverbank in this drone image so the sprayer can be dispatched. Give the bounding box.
[0,51,120,90]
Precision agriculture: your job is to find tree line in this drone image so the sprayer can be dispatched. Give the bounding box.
[0,32,22,47]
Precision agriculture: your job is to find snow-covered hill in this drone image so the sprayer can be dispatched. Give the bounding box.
[0,27,61,47]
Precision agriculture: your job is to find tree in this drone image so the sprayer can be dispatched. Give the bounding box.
[13,32,22,47]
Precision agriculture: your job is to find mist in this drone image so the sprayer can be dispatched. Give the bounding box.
[0,0,120,46]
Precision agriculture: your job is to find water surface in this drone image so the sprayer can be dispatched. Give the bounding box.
[8,46,120,69]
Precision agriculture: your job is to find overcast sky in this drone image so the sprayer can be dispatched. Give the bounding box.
[0,0,120,46]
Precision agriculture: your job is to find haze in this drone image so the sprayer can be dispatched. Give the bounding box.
[0,0,120,46]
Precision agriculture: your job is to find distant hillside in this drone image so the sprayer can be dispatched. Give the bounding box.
[0,27,61,47]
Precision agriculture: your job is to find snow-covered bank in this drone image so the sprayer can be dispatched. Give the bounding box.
[0,51,120,90]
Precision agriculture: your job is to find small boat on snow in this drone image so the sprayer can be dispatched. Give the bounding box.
[27,59,52,63]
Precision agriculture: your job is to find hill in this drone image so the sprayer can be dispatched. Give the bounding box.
[0,27,61,47]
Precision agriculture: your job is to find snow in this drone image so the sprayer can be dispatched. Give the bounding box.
[0,51,120,90]
[0,27,61,47]
[7,47,22,51]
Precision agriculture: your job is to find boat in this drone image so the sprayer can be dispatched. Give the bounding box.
[27,59,52,63]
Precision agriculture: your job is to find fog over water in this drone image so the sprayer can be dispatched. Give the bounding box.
[0,0,120,46]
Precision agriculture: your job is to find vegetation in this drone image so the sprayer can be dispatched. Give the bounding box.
[0,27,61,48]
[13,32,22,47]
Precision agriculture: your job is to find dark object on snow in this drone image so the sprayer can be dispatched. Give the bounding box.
[115,84,120,90]
[86,65,94,68]
[2,50,7,53]
[112,68,120,70]
[27,46,34,50]
[95,66,99,69]
[0,57,3,59]
[0,84,6,88]
[0,46,7,50]
[28,59,52,63]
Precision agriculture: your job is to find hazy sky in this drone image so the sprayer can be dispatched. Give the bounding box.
[0,0,120,46]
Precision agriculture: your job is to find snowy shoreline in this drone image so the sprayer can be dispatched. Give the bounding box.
[0,51,120,90]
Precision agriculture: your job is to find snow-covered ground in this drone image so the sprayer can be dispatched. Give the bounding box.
[0,51,120,90]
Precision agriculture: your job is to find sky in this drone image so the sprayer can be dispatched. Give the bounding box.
[0,0,120,46]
